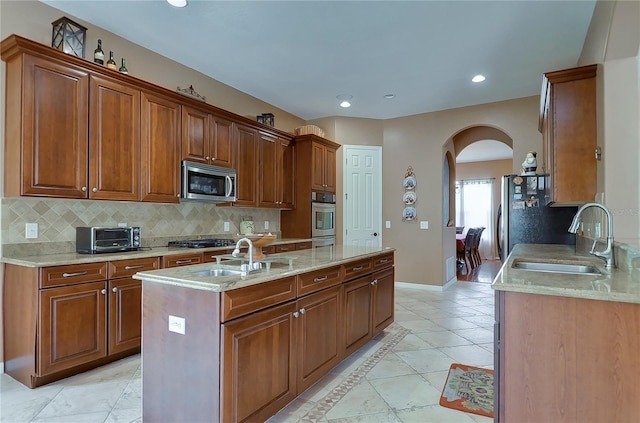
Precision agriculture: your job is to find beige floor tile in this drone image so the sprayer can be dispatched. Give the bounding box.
[365,353,417,380]
[395,404,479,422]
[369,374,442,409]
[323,381,389,421]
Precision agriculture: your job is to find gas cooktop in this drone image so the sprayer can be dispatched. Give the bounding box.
[167,238,236,248]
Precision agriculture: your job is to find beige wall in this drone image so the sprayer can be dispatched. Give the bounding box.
[456,159,514,258]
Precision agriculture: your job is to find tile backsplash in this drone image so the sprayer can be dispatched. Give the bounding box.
[1,197,280,256]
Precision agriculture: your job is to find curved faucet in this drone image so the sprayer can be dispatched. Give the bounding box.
[568,202,615,268]
[232,237,261,273]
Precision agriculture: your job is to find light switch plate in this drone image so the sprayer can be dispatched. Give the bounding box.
[420,221,429,229]
[224,222,230,232]
[26,223,38,239]
[168,315,186,335]
[264,221,270,230]
[385,221,391,229]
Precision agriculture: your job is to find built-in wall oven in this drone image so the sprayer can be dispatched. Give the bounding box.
[311,191,336,247]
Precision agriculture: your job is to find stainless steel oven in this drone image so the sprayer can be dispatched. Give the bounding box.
[311,191,336,238]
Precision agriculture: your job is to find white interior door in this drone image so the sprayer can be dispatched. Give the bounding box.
[343,146,382,247]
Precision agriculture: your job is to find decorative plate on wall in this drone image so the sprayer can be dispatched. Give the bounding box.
[403,175,417,190]
[402,206,417,221]
[403,191,417,205]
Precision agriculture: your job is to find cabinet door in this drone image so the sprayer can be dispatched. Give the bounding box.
[109,277,142,354]
[21,54,89,198]
[324,146,337,193]
[343,275,373,356]
[39,281,107,376]
[371,268,394,334]
[181,105,210,164]
[296,286,342,393]
[211,116,234,168]
[221,302,297,423]
[280,137,295,208]
[234,125,259,206]
[258,132,279,207]
[162,253,203,268]
[141,92,181,202]
[89,75,141,200]
[311,143,326,191]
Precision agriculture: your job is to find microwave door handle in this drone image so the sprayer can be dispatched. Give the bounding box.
[225,175,232,197]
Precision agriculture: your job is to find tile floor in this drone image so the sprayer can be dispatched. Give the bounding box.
[1,281,495,423]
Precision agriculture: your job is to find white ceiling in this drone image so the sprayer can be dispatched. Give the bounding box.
[40,0,597,122]
[456,140,513,163]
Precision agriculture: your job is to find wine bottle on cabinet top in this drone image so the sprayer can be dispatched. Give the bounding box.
[93,39,104,65]
[106,51,117,70]
[119,58,128,74]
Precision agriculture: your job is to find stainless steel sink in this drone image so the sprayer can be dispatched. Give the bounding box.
[189,268,244,277]
[512,260,601,275]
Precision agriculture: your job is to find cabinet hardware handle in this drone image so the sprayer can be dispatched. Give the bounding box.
[293,311,300,318]
[300,308,306,314]
[112,287,118,293]
[92,187,98,193]
[313,276,328,283]
[81,186,87,192]
[62,271,88,278]
[211,157,215,161]
[101,289,107,294]
[352,266,363,271]
[379,259,389,263]
[205,156,210,160]
[124,265,145,270]
[175,259,193,264]
[370,279,378,286]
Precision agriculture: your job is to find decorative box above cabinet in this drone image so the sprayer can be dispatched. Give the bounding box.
[539,64,597,205]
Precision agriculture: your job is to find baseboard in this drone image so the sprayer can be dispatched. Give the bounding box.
[395,281,449,292]
[1,361,4,374]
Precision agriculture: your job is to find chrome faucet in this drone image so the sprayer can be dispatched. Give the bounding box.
[232,237,261,273]
[568,202,615,269]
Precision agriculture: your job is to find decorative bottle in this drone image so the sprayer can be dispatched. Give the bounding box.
[93,39,104,65]
[106,51,117,70]
[119,58,128,74]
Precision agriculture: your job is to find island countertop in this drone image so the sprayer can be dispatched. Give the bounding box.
[492,244,640,304]
[133,245,395,292]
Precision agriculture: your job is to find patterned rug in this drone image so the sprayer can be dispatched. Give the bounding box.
[439,363,494,418]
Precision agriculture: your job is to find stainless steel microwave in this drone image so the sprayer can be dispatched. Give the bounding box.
[180,161,237,203]
[76,226,141,254]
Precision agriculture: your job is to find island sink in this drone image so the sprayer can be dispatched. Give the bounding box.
[512,260,601,275]
[189,268,245,277]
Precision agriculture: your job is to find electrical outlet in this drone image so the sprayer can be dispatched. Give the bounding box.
[420,221,429,230]
[25,223,38,239]
[385,221,391,229]
[117,222,127,228]
[224,221,230,232]
[595,222,601,238]
[264,221,269,230]
[168,315,186,335]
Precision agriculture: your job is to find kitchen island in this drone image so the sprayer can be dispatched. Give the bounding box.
[493,244,640,423]
[133,245,395,423]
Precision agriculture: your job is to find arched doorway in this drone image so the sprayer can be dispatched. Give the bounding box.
[450,126,513,277]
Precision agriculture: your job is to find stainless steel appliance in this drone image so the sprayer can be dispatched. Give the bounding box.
[76,226,141,254]
[498,174,577,262]
[181,161,236,203]
[311,191,336,246]
[167,238,236,248]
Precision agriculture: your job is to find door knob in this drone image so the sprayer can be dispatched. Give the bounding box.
[372,232,378,237]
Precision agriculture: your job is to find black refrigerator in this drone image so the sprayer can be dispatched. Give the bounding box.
[498,174,577,262]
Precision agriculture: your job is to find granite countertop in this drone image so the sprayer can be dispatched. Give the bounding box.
[0,238,311,267]
[133,246,395,292]
[493,244,640,304]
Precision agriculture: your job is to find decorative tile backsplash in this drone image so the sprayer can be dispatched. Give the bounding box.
[1,198,280,256]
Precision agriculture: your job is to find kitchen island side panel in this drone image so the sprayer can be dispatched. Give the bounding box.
[142,282,221,422]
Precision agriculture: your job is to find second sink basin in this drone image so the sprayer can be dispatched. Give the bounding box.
[512,260,601,275]
[190,268,244,277]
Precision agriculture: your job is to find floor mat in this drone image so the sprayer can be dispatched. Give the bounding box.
[440,362,494,418]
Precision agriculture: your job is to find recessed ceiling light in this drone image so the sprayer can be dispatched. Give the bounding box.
[384,94,396,99]
[337,94,353,108]
[472,74,486,83]
[167,0,187,7]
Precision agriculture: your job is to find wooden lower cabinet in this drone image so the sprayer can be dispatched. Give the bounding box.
[372,268,395,334]
[108,278,142,354]
[39,281,108,376]
[343,275,373,356]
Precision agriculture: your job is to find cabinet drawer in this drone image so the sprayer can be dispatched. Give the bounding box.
[202,249,233,263]
[162,253,203,268]
[108,257,159,279]
[297,265,342,297]
[342,258,373,281]
[40,262,108,288]
[373,253,394,270]
[295,241,312,250]
[275,243,296,253]
[221,276,296,322]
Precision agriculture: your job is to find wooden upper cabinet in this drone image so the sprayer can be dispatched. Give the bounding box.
[311,142,337,193]
[141,92,181,202]
[539,64,597,205]
[258,133,294,208]
[234,124,259,206]
[8,54,89,198]
[182,105,234,168]
[89,75,141,201]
